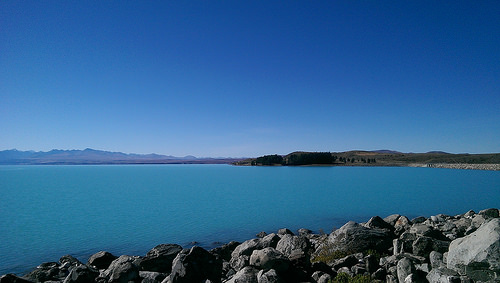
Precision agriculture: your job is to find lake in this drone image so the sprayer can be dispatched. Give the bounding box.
[1,164,499,275]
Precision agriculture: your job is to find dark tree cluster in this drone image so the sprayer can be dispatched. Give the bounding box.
[252,154,284,165]
[285,152,334,165]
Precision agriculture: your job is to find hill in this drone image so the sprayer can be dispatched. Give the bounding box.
[234,150,500,167]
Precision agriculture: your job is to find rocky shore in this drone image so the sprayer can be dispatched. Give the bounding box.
[425,164,500,171]
[2,209,499,283]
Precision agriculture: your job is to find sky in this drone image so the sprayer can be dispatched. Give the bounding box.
[1,1,499,157]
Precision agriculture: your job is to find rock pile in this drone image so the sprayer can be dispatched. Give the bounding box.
[1,208,499,283]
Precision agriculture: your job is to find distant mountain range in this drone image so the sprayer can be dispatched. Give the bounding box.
[0,149,242,165]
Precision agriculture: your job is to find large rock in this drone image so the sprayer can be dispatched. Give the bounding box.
[249,247,289,273]
[63,265,99,283]
[447,218,500,281]
[411,236,449,257]
[211,241,240,261]
[0,274,34,283]
[88,251,117,270]
[23,262,61,282]
[232,234,279,259]
[364,216,395,232]
[140,244,182,273]
[327,221,393,254]
[275,235,311,258]
[166,246,221,283]
[101,255,140,283]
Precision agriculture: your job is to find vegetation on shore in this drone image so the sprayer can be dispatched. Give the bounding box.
[234,150,500,167]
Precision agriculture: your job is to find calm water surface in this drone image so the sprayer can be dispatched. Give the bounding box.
[1,165,499,275]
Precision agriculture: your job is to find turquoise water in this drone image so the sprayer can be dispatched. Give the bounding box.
[1,165,499,275]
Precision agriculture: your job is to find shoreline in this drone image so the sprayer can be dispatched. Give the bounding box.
[3,208,499,283]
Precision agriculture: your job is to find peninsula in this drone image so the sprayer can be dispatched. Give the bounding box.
[234,151,500,170]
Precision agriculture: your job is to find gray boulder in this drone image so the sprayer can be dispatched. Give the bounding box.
[0,274,34,283]
[277,228,294,236]
[140,244,182,273]
[210,241,241,262]
[479,208,499,219]
[384,214,401,226]
[396,258,415,283]
[23,262,61,282]
[166,246,221,283]
[59,255,81,267]
[63,265,99,283]
[101,255,140,283]
[364,216,395,232]
[139,271,166,282]
[249,247,289,273]
[224,266,258,283]
[332,255,358,270]
[409,224,447,241]
[426,267,459,283]
[327,221,393,254]
[275,235,310,258]
[230,255,250,271]
[429,251,445,269]
[447,218,500,281]
[232,234,279,259]
[411,236,449,257]
[394,216,411,235]
[88,251,117,270]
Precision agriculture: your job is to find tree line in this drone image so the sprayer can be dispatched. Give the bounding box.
[250,152,377,166]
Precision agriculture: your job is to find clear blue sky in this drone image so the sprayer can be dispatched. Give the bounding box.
[1,1,499,157]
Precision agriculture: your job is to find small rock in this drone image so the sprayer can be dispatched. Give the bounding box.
[277,228,294,236]
[463,210,475,218]
[317,273,331,283]
[410,216,427,224]
[256,231,268,238]
[397,258,415,283]
[429,251,445,269]
[332,255,358,270]
[139,271,166,282]
[59,255,81,267]
[225,266,258,283]
[372,268,386,280]
[426,267,459,283]
[364,254,379,274]
[297,228,312,236]
[256,269,282,283]
[384,214,401,226]
[479,208,499,218]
